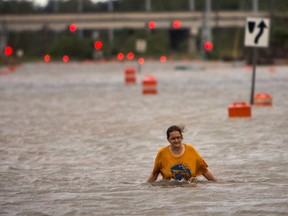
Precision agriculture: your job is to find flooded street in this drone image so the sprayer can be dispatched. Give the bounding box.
[0,61,287,215]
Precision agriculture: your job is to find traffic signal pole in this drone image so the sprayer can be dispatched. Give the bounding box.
[0,22,7,56]
[145,0,151,12]
[201,0,212,60]
[108,0,114,47]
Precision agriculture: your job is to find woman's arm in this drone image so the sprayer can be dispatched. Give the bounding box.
[147,172,159,183]
[203,169,217,182]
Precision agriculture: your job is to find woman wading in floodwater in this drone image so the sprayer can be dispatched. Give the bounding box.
[148,125,216,183]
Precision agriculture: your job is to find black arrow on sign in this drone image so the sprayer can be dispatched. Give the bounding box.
[248,21,255,33]
[254,21,267,44]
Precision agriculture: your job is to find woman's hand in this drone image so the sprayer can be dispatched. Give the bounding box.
[203,170,217,182]
[147,172,159,183]
[188,176,197,183]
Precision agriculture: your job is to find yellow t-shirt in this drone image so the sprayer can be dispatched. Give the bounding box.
[152,144,208,181]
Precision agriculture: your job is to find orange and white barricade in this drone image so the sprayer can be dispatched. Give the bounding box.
[254,93,272,106]
[228,102,251,118]
[125,67,136,84]
[142,76,157,94]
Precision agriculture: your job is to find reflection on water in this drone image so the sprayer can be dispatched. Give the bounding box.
[0,62,287,215]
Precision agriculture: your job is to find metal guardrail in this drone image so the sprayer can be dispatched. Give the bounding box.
[0,11,271,31]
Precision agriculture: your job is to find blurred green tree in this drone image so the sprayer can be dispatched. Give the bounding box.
[1,0,288,62]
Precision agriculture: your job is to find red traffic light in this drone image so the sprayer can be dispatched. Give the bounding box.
[44,54,51,62]
[148,21,156,29]
[172,20,182,29]
[160,55,167,63]
[138,57,145,65]
[117,52,125,61]
[204,41,213,51]
[4,46,13,56]
[63,55,69,63]
[127,52,134,60]
[69,24,77,32]
[94,41,103,50]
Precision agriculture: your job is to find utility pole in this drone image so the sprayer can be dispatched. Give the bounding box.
[78,0,83,13]
[53,0,58,13]
[252,0,258,14]
[201,0,212,60]
[108,0,114,47]
[0,22,7,57]
[188,0,197,55]
[205,0,212,42]
[78,0,83,38]
[189,0,195,11]
[145,0,151,11]
[108,0,113,12]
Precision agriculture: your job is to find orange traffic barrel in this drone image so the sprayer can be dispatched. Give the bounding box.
[142,76,157,94]
[9,65,16,72]
[254,93,272,106]
[228,102,251,118]
[0,65,16,75]
[268,67,276,73]
[125,67,136,84]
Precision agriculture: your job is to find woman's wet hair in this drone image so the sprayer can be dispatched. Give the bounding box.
[166,125,184,139]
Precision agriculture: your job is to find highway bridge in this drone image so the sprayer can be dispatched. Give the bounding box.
[0,11,271,32]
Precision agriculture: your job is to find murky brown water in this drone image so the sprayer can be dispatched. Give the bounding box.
[0,61,287,215]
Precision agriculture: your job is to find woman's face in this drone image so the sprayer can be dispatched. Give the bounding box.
[168,131,183,149]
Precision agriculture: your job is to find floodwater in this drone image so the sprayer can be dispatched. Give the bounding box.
[0,61,287,215]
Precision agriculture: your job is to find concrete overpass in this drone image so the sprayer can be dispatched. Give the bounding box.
[0,11,271,32]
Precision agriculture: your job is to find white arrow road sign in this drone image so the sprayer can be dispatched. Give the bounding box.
[245,17,270,48]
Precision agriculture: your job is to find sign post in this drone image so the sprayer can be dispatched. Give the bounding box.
[244,17,270,105]
[250,48,258,105]
[136,39,147,73]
